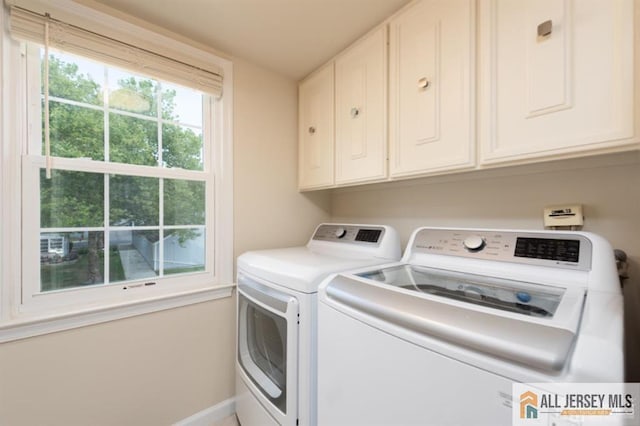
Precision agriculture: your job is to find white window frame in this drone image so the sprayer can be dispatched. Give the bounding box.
[0,1,234,342]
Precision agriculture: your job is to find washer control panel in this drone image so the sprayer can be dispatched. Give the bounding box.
[412,229,592,270]
[313,224,385,245]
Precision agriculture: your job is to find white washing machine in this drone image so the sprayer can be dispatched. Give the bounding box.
[235,223,401,426]
[317,227,624,426]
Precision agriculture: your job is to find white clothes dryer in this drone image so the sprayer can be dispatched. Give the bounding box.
[235,223,401,426]
[317,227,625,426]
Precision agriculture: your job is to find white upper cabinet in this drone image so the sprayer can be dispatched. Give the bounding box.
[335,27,388,185]
[298,63,334,190]
[389,0,475,178]
[298,0,637,191]
[478,0,635,164]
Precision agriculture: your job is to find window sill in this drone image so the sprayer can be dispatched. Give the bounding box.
[0,284,235,343]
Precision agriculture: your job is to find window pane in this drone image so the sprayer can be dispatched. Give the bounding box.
[41,231,105,291]
[40,169,104,228]
[161,82,202,126]
[162,124,203,170]
[44,51,104,106]
[163,228,205,275]
[108,68,157,117]
[47,101,104,160]
[110,175,159,226]
[109,113,158,166]
[164,179,205,226]
[110,230,159,283]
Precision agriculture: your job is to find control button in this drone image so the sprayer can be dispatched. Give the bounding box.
[516,292,532,303]
[335,228,347,239]
[463,235,486,252]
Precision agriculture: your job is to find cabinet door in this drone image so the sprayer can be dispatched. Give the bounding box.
[335,27,387,185]
[299,63,334,190]
[389,0,475,178]
[479,0,634,164]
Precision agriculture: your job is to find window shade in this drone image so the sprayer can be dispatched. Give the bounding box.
[8,6,224,97]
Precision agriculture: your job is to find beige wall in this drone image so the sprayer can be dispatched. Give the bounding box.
[0,58,330,426]
[331,152,640,381]
[232,57,331,261]
[0,299,235,425]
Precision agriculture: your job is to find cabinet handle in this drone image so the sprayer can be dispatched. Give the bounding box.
[418,77,430,89]
[537,20,552,38]
[308,126,316,134]
[350,107,360,118]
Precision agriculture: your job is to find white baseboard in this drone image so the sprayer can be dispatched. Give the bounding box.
[174,397,236,426]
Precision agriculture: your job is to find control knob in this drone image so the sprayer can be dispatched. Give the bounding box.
[463,235,486,252]
[335,228,347,239]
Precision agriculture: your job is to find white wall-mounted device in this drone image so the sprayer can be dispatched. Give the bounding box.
[543,204,584,228]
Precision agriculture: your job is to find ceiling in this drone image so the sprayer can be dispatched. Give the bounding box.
[83,0,412,80]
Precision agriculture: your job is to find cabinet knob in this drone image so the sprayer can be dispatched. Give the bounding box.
[418,77,430,90]
[537,20,552,38]
[350,107,361,118]
[308,126,316,134]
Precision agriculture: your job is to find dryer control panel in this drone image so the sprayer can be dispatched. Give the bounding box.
[312,224,385,245]
[411,229,592,270]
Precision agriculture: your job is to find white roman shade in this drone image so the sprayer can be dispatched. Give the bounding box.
[8,6,224,97]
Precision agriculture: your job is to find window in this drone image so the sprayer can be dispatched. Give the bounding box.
[25,47,210,296]
[1,3,233,332]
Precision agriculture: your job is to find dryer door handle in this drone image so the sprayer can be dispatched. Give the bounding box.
[238,272,296,316]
